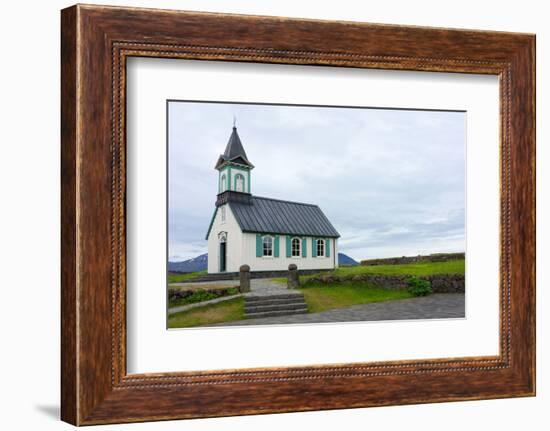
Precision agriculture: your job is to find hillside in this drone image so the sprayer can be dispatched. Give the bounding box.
[338,253,359,266]
[168,253,208,273]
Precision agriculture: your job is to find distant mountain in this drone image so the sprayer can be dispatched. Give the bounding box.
[168,253,208,273]
[168,252,357,272]
[338,253,359,266]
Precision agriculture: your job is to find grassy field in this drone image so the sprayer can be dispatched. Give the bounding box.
[168,270,207,283]
[333,259,465,276]
[168,297,245,328]
[299,282,413,313]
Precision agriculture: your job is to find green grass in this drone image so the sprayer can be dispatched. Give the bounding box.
[331,259,465,277]
[168,297,245,329]
[168,270,207,283]
[299,282,413,313]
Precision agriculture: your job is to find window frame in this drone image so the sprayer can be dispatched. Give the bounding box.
[316,238,325,257]
[262,235,274,257]
[291,237,301,257]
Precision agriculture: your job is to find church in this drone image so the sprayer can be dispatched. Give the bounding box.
[206,125,340,274]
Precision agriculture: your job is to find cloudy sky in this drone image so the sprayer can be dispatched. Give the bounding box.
[168,101,465,262]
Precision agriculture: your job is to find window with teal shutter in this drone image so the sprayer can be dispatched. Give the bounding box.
[311,238,317,257]
[302,238,307,257]
[274,235,280,257]
[255,234,262,257]
[286,236,291,257]
[326,238,331,257]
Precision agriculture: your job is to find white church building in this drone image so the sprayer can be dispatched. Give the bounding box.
[206,125,340,274]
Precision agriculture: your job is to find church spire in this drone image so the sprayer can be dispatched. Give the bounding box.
[214,123,254,170]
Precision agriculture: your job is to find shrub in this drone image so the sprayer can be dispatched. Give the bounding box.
[168,287,239,307]
[407,276,432,297]
[185,290,218,304]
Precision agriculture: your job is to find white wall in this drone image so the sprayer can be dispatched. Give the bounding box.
[0,1,547,431]
[207,204,243,273]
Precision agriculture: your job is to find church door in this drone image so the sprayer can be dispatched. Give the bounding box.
[219,241,227,272]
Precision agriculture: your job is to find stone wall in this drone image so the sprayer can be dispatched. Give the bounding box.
[306,273,465,294]
[176,268,332,283]
[423,274,465,293]
[360,252,465,266]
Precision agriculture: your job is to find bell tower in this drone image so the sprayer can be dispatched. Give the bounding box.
[214,123,254,199]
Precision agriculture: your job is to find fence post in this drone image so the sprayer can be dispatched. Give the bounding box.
[287,263,300,289]
[239,264,251,293]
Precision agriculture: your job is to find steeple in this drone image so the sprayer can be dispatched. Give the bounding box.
[215,124,254,196]
[215,125,254,170]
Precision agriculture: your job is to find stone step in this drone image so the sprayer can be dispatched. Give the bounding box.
[245,293,303,303]
[245,302,307,314]
[245,307,308,319]
[244,297,306,307]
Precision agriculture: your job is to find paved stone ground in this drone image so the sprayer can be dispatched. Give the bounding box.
[209,293,465,326]
[247,278,298,296]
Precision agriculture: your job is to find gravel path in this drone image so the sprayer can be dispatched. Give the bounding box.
[209,293,465,326]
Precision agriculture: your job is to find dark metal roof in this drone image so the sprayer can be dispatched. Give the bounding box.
[215,127,254,169]
[229,196,340,238]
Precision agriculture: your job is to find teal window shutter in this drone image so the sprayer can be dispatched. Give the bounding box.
[256,234,262,257]
[286,236,291,258]
[274,235,280,257]
[302,238,307,257]
[312,238,317,257]
[326,239,331,257]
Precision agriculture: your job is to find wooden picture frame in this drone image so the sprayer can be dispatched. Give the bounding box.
[61,4,535,425]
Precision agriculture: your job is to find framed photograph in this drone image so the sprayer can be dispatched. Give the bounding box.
[61,4,535,425]
[164,100,466,331]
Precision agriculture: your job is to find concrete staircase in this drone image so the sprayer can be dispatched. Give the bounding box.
[244,292,308,319]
